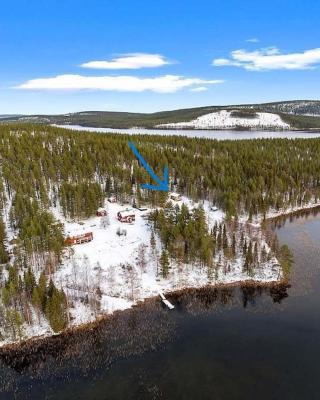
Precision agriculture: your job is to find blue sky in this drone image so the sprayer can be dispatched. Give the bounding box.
[0,0,320,114]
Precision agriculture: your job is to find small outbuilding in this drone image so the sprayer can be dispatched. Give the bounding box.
[96,208,107,217]
[65,232,93,245]
[117,209,135,223]
[170,193,181,201]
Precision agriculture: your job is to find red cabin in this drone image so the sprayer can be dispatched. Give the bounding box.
[65,232,93,245]
[96,208,107,217]
[117,209,135,223]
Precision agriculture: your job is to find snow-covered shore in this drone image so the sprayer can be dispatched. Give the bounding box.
[157,110,290,130]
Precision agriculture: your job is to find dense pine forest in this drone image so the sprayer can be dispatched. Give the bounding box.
[0,123,318,341]
[0,124,320,218]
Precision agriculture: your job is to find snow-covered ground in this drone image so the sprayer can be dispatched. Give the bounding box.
[0,195,283,347]
[157,110,290,130]
[49,196,281,328]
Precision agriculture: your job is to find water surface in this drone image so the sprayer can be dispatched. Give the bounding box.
[55,124,320,140]
[1,210,320,399]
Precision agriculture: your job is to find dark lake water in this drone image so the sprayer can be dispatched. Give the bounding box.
[1,210,320,399]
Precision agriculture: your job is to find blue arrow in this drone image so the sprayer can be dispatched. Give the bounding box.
[129,141,169,192]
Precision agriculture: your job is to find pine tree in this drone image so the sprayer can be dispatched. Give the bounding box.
[150,230,156,252]
[0,218,8,264]
[231,233,237,258]
[160,250,170,278]
[45,285,67,332]
[24,267,36,297]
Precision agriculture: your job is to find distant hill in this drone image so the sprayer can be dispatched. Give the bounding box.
[0,114,22,119]
[2,100,320,130]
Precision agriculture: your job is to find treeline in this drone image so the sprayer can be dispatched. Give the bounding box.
[0,266,67,340]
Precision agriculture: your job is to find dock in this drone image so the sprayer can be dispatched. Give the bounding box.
[159,291,175,310]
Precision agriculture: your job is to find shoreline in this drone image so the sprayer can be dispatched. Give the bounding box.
[0,279,288,358]
[53,123,320,133]
[0,279,287,354]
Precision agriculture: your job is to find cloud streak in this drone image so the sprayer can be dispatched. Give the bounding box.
[15,74,223,93]
[213,47,320,70]
[81,53,171,69]
[246,38,259,43]
[190,86,208,92]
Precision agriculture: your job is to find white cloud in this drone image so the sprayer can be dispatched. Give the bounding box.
[246,38,259,43]
[213,47,320,70]
[190,86,208,92]
[15,74,224,93]
[81,53,171,69]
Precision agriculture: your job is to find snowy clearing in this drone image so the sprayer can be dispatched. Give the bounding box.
[51,196,281,327]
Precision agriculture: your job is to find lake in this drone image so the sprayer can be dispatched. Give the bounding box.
[1,209,320,399]
[55,124,320,140]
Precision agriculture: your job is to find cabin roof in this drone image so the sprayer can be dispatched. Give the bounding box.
[118,208,135,217]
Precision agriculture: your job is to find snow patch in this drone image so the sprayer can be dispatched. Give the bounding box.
[157,110,290,130]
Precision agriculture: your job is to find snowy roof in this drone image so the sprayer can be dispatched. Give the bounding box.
[170,193,181,199]
[65,226,93,237]
[118,208,135,217]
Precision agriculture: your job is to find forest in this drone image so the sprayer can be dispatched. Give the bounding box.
[0,123,316,341]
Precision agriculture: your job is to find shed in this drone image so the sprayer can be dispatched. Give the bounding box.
[65,232,93,245]
[117,209,135,223]
[96,208,107,217]
[170,193,181,201]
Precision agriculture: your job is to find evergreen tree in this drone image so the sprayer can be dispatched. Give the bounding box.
[45,284,67,332]
[0,218,8,264]
[160,250,170,278]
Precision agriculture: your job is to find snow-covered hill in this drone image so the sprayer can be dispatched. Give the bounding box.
[157,110,290,130]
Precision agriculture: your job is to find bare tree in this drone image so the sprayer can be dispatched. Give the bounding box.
[136,243,147,275]
[123,264,141,301]
[71,259,79,290]
[100,214,110,229]
[106,264,116,296]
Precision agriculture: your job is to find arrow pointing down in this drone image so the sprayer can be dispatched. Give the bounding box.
[128,141,169,192]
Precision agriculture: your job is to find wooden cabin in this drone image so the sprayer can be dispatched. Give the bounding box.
[117,209,135,223]
[96,208,107,217]
[65,232,93,245]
